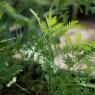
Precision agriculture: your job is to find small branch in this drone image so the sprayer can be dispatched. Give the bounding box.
[15,83,30,94]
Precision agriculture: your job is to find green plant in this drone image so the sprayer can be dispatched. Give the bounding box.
[0,0,95,95]
[0,0,52,93]
[30,9,95,95]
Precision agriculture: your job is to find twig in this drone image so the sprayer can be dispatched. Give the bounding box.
[15,83,30,94]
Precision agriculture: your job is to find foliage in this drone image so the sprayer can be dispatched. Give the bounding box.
[30,9,95,95]
[0,0,95,95]
[54,0,95,19]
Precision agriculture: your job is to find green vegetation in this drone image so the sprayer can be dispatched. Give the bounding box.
[0,0,95,95]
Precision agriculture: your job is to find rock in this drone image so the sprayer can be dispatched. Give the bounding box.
[54,54,68,70]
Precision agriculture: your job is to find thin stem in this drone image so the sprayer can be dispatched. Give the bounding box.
[15,83,30,94]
